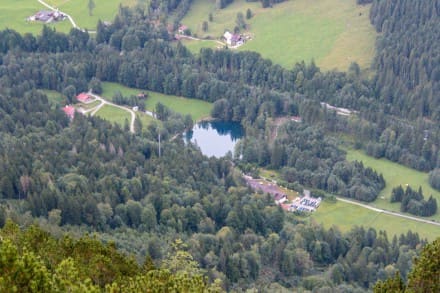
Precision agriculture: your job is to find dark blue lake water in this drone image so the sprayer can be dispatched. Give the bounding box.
[185,121,244,158]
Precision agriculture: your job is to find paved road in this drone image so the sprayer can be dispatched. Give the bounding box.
[88,92,136,133]
[336,196,440,227]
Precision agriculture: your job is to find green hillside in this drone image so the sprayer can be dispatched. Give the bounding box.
[181,0,376,71]
[0,0,137,34]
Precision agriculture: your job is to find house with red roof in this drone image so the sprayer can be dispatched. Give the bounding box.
[62,105,75,119]
[76,93,90,103]
[178,25,188,34]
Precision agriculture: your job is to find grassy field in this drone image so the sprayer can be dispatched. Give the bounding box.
[258,168,440,241]
[101,82,213,121]
[95,104,131,126]
[180,39,221,55]
[311,200,440,242]
[79,100,101,110]
[40,89,66,108]
[0,0,137,34]
[0,0,71,35]
[181,0,376,71]
[136,112,155,128]
[346,149,440,221]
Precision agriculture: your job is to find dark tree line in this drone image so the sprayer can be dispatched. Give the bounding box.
[370,0,440,120]
[391,185,437,217]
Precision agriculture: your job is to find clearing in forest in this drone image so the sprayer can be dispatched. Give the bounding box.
[101,82,213,121]
[312,200,440,242]
[181,0,376,71]
[345,149,440,221]
[94,104,132,127]
[1,0,137,34]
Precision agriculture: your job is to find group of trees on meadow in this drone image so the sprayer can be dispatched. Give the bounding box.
[391,185,437,217]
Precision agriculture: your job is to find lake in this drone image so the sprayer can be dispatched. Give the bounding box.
[185,121,244,158]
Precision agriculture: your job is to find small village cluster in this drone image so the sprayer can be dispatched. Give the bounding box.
[244,175,322,213]
[27,10,66,24]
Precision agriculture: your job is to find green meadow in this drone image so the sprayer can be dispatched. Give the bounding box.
[180,39,221,55]
[101,82,213,121]
[181,0,376,71]
[311,200,440,242]
[136,112,156,128]
[80,100,101,110]
[43,0,138,31]
[0,0,71,35]
[346,149,440,221]
[40,89,66,108]
[0,0,137,34]
[95,104,131,126]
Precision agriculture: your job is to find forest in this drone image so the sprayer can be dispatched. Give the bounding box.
[0,0,439,291]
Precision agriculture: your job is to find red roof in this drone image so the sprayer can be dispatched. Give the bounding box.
[76,93,89,103]
[280,203,291,211]
[62,105,75,119]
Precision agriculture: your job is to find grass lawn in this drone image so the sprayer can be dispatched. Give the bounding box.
[0,0,137,34]
[43,0,138,31]
[0,0,72,35]
[101,82,213,121]
[259,168,280,181]
[346,149,440,221]
[40,89,66,108]
[95,104,131,126]
[136,112,155,128]
[181,0,376,71]
[79,100,102,110]
[311,200,440,242]
[179,39,221,55]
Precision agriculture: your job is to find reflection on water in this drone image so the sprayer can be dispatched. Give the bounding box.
[185,121,244,158]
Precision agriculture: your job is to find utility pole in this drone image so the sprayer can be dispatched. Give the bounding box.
[158,132,161,157]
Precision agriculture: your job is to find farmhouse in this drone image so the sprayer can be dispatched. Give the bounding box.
[28,10,66,23]
[291,116,302,123]
[62,105,75,120]
[137,92,147,99]
[76,93,91,103]
[320,102,358,116]
[223,31,244,47]
[274,193,287,205]
[178,25,188,34]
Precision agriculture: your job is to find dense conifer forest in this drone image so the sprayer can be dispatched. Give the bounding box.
[0,0,439,291]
